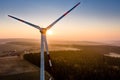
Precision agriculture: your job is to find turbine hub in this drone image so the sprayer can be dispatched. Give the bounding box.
[40,28,47,34]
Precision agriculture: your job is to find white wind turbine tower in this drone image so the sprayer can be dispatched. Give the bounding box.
[8,2,80,80]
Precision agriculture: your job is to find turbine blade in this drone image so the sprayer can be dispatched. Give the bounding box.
[44,35,52,68]
[8,15,41,30]
[46,2,80,30]
[40,34,45,80]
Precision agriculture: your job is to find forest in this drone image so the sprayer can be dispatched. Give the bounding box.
[24,49,120,80]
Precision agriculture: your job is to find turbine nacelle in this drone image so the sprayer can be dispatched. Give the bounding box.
[40,28,47,34]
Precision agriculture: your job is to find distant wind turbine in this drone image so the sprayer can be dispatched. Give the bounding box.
[8,2,80,80]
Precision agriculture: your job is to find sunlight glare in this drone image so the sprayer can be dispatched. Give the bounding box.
[47,30,53,35]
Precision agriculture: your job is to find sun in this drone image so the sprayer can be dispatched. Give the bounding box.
[47,30,53,35]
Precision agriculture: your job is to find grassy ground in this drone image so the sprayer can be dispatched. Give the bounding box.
[0,56,52,80]
[0,71,52,80]
[0,71,40,80]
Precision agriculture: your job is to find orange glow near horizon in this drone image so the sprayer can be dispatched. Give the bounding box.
[1,18,120,42]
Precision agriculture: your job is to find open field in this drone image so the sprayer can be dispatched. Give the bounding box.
[0,56,39,76]
[0,56,52,80]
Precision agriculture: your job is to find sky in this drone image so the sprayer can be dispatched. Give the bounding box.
[0,0,120,42]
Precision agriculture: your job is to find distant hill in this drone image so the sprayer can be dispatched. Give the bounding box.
[0,38,120,57]
[0,38,106,45]
[107,41,120,46]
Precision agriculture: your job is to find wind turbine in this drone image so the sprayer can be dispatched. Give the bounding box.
[8,2,80,80]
